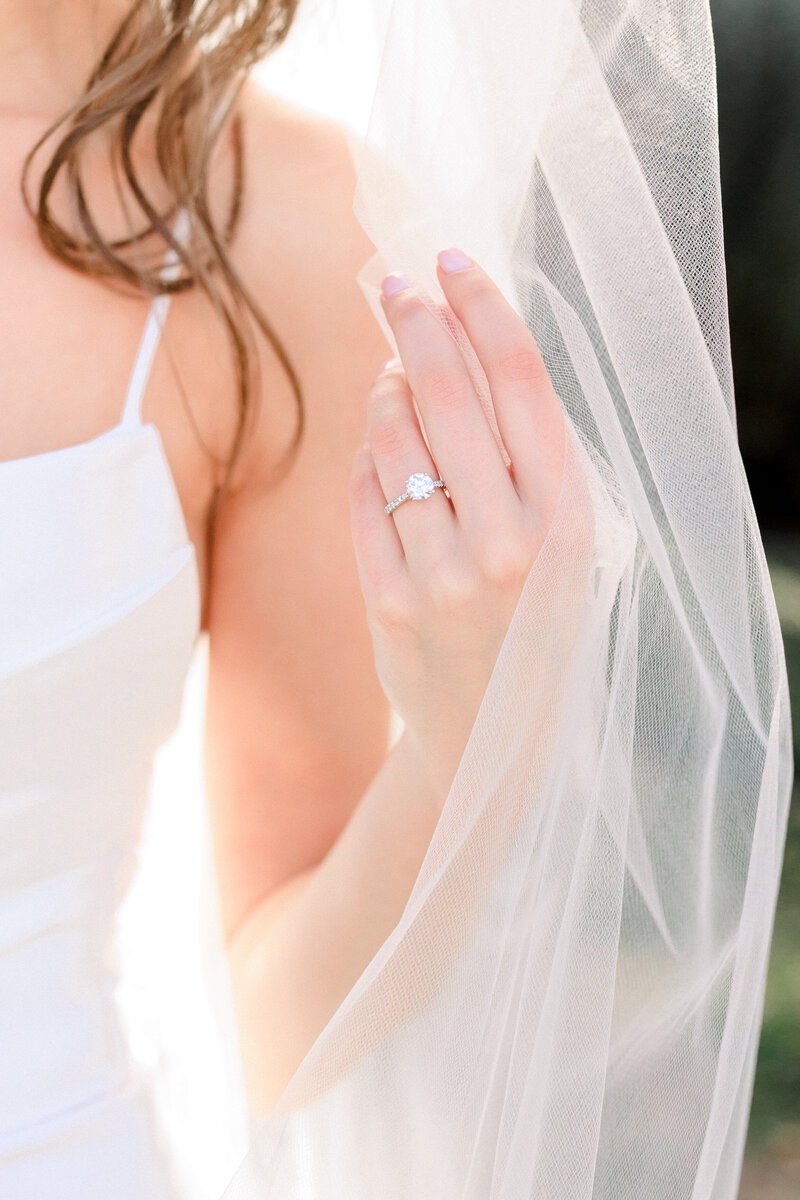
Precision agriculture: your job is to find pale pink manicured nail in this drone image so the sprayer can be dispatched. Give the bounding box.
[437,248,473,273]
[381,273,413,297]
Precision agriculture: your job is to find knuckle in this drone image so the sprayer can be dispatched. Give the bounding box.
[366,378,396,420]
[376,356,404,380]
[370,587,417,632]
[419,366,471,413]
[369,413,408,465]
[369,363,407,401]
[348,457,374,507]
[479,537,533,588]
[453,272,495,305]
[386,289,419,327]
[497,345,547,386]
[428,560,479,610]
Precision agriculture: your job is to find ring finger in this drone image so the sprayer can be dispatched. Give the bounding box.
[367,360,457,571]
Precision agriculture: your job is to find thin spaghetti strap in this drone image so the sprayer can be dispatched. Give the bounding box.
[120,205,192,429]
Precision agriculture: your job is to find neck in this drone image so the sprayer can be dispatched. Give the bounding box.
[0,1,133,119]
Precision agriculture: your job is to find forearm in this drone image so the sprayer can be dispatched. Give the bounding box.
[226,728,450,1117]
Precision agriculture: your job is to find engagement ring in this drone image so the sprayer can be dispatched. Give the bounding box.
[384,472,449,515]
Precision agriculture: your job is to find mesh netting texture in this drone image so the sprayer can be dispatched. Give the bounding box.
[219,1,794,1196]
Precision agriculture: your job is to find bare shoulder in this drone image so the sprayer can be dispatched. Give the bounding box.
[235,77,366,266]
[221,76,388,490]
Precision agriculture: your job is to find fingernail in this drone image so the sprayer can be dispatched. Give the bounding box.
[379,356,402,372]
[437,248,473,274]
[381,273,413,298]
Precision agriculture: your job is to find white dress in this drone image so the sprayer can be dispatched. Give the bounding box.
[0,210,201,1198]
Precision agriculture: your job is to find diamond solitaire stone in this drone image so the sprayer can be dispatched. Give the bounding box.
[406,472,436,500]
[384,471,447,515]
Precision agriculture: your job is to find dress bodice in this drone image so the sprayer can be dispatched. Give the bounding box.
[0,209,201,1199]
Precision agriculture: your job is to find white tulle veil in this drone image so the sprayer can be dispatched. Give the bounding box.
[119,1,794,1197]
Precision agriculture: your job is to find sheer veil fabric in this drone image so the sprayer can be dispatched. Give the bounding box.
[216,0,794,1196]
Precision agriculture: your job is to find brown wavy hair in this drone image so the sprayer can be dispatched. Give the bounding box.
[20,0,304,622]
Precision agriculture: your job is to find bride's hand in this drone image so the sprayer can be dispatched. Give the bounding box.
[349,249,574,790]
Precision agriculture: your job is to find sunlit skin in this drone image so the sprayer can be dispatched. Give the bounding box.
[226,256,578,1113]
[354,261,568,786]
[1,1,576,1116]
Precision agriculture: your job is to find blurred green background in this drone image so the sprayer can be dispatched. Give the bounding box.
[709,0,800,1194]
[740,539,800,1196]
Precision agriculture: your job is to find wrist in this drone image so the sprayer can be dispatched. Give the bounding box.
[394,723,463,811]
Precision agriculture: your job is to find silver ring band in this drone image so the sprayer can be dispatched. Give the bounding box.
[384,471,449,515]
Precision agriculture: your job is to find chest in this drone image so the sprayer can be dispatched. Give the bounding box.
[0,225,228,620]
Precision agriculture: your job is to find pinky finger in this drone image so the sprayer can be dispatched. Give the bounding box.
[349,440,408,609]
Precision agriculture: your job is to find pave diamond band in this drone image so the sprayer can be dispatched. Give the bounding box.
[384,471,449,515]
